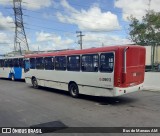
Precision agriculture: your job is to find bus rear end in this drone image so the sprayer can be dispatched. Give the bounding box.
[114,46,146,96]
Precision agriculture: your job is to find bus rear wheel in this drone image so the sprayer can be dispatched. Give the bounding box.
[32,78,39,89]
[69,83,79,98]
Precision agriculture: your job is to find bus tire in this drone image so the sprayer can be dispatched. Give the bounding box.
[69,83,79,98]
[32,78,39,89]
[11,74,15,81]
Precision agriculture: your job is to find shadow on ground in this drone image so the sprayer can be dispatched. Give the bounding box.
[30,86,137,106]
[0,78,25,82]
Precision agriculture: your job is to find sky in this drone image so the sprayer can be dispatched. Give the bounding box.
[0,0,160,54]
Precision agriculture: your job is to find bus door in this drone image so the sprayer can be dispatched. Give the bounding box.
[24,59,30,72]
[99,52,114,88]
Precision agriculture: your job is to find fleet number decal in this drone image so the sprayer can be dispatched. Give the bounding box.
[99,78,111,82]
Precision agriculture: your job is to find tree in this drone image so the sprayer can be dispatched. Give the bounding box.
[128,10,160,70]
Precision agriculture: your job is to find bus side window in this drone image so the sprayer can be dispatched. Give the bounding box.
[30,58,36,69]
[36,57,44,69]
[19,58,24,68]
[8,59,13,67]
[55,56,66,71]
[81,54,99,72]
[0,60,1,67]
[4,59,8,67]
[100,53,114,73]
[0,59,4,67]
[13,58,19,67]
[44,57,54,70]
[67,56,80,71]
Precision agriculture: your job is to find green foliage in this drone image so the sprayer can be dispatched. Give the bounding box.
[129,10,160,46]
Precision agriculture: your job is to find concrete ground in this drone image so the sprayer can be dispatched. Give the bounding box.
[0,79,160,136]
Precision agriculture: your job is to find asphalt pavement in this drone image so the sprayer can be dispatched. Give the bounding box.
[0,79,160,136]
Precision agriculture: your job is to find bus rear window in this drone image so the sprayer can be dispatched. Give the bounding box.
[100,53,114,73]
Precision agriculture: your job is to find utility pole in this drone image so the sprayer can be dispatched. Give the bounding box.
[147,0,155,70]
[76,31,85,50]
[13,0,29,54]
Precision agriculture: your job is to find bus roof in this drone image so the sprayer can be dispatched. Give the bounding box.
[0,56,24,60]
[24,45,144,58]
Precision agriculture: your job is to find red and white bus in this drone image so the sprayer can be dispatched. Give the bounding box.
[24,45,146,97]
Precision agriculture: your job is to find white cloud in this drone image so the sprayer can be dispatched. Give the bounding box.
[0,0,53,10]
[83,33,132,49]
[115,0,160,21]
[56,0,120,31]
[0,12,14,31]
[22,0,53,10]
[0,32,13,54]
[0,0,11,6]
[0,32,10,44]
[29,31,75,51]
[29,31,132,51]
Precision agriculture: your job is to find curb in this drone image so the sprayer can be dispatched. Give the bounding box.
[143,89,160,92]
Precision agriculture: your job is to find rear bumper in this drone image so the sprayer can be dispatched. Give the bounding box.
[113,83,143,96]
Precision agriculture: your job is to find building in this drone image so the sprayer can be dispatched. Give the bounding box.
[145,46,160,66]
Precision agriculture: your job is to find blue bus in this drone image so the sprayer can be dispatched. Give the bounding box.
[0,56,25,80]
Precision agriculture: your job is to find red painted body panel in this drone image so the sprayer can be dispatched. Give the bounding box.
[115,46,146,88]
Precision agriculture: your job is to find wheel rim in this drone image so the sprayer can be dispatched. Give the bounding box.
[70,85,77,96]
[33,79,38,88]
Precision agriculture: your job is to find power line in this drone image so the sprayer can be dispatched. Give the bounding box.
[0,7,131,33]
[26,24,75,33]
[8,18,127,34]
[23,13,127,30]
[5,7,127,29]
[5,9,128,37]
[23,14,75,26]
[7,18,127,38]
[0,43,12,45]
[23,27,128,45]
[1,0,152,22]
[23,9,123,26]
[0,2,129,46]
[21,1,137,16]
[22,0,151,17]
